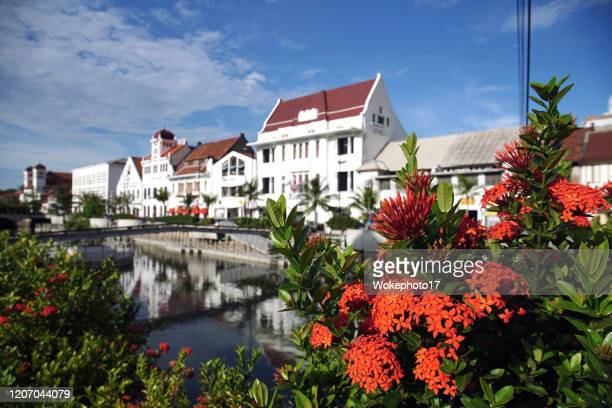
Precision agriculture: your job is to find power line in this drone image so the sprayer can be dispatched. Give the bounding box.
[516,0,532,126]
[525,0,531,124]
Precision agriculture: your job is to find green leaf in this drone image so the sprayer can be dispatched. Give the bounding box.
[278,289,292,304]
[461,396,490,408]
[456,372,473,392]
[494,385,514,406]
[436,181,453,213]
[266,198,282,228]
[520,384,547,397]
[383,391,401,408]
[480,378,495,403]
[294,390,313,408]
[250,379,268,407]
[482,368,505,380]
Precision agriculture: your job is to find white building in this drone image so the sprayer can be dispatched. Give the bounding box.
[20,163,72,213]
[141,129,192,218]
[71,159,126,211]
[169,134,256,219]
[115,156,143,216]
[249,74,406,223]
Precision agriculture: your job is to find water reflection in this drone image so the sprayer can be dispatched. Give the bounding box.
[120,243,303,398]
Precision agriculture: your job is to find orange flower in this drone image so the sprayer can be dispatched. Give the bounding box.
[487,220,522,241]
[344,335,403,394]
[495,140,534,170]
[548,178,610,225]
[414,347,458,397]
[372,188,435,242]
[467,262,530,295]
[338,283,370,314]
[498,308,514,324]
[310,323,333,349]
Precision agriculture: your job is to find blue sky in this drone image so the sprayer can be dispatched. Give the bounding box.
[0,0,611,188]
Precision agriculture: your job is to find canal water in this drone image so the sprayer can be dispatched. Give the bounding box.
[119,243,303,400]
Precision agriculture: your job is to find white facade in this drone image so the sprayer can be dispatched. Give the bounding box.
[116,157,143,216]
[250,74,406,223]
[141,130,191,218]
[168,135,257,219]
[72,159,126,210]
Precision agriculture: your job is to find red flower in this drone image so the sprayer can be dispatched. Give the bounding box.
[130,343,139,352]
[14,303,25,312]
[41,306,58,317]
[310,323,333,349]
[414,347,458,397]
[487,220,522,241]
[405,170,432,193]
[0,316,8,326]
[548,178,610,225]
[23,306,35,316]
[146,347,156,358]
[344,335,403,394]
[338,283,370,314]
[496,140,534,170]
[454,215,486,248]
[517,307,527,316]
[305,234,326,248]
[467,262,530,295]
[498,308,514,324]
[180,347,193,355]
[159,342,170,354]
[372,188,435,242]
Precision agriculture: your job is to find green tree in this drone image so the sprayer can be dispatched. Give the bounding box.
[350,187,378,222]
[200,193,217,218]
[298,175,332,226]
[53,186,72,215]
[79,192,105,218]
[110,192,131,215]
[154,188,169,216]
[240,179,260,217]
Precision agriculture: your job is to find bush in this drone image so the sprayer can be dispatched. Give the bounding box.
[261,77,612,407]
[0,192,28,214]
[234,217,270,229]
[199,217,215,226]
[80,193,105,218]
[327,214,361,231]
[64,214,90,230]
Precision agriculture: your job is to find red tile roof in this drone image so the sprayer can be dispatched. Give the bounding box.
[262,78,376,132]
[132,157,143,177]
[562,128,588,162]
[161,144,187,158]
[174,166,206,176]
[45,171,72,187]
[581,129,612,164]
[184,134,252,162]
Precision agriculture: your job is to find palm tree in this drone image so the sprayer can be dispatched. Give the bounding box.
[111,192,131,215]
[298,175,332,226]
[351,187,378,222]
[154,188,169,216]
[200,193,217,218]
[239,180,260,217]
[457,174,478,207]
[183,192,195,211]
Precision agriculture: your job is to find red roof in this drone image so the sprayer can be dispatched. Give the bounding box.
[132,157,143,177]
[262,78,376,132]
[153,129,175,140]
[562,128,588,162]
[581,129,612,164]
[45,171,72,187]
[174,166,206,176]
[184,135,252,162]
[162,144,187,158]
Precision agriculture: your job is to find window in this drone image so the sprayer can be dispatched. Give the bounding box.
[224,157,245,176]
[262,177,274,194]
[377,115,385,125]
[379,179,391,190]
[338,138,349,155]
[222,161,229,176]
[299,143,303,159]
[153,165,158,173]
[222,186,240,197]
[316,140,320,157]
[281,176,285,193]
[337,171,348,192]
[372,113,376,122]
[293,144,297,159]
[350,171,354,190]
[305,142,309,158]
[350,137,354,154]
[282,145,285,161]
[178,183,184,194]
[386,118,390,127]
[379,107,383,114]
[263,148,271,163]
[485,173,501,186]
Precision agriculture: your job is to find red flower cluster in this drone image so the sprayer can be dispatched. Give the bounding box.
[481,180,515,208]
[414,346,458,397]
[467,262,530,295]
[487,220,522,241]
[373,189,435,242]
[41,306,58,317]
[495,140,534,170]
[338,283,370,314]
[310,323,333,349]
[159,342,170,354]
[454,216,486,249]
[405,170,432,193]
[0,315,7,326]
[305,233,326,248]
[344,335,404,394]
[548,178,610,225]
[180,346,193,355]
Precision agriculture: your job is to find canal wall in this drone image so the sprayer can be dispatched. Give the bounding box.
[132,231,285,267]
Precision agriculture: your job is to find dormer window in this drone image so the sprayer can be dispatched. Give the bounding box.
[297,108,318,122]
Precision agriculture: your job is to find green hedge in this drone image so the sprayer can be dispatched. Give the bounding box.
[327,214,362,230]
[234,217,270,229]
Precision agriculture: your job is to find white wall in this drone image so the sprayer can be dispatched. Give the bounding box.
[116,157,143,216]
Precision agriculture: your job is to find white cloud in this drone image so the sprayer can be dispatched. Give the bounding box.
[502,0,608,31]
[0,0,276,181]
[300,68,325,79]
[277,37,307,51]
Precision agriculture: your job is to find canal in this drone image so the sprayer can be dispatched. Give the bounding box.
[119,242,302,400]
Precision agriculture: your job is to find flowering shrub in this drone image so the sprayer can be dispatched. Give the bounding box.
[265,77,611,407]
